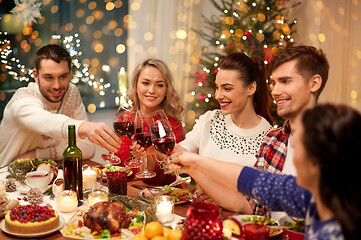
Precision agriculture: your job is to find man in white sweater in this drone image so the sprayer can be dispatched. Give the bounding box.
[0,44,121,167]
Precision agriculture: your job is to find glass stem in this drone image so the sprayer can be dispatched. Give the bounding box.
[143,154,150,173]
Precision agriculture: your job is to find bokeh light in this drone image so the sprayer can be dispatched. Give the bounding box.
[116,44,126,54]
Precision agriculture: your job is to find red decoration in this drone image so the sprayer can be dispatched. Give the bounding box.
[244,31,253,40]
[263,47,276,63]
[213,69,219,74]
[226,42,235,50]
[199,95,206,101]
[195,71,208,85]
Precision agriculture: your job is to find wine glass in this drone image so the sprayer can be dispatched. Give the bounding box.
[134,111,156,178]
[147,110,176,155]
[114,106,141,167]
[147,110,188,186]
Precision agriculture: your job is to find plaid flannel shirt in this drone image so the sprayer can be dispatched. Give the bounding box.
[247,121,291,215]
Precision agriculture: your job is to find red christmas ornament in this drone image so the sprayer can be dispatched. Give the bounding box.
[263,47,276,63]
[198,95,207,102]
[195,71,208,85]
[226,42,235,51]
[213,69,219,74]
[244,31,253,40]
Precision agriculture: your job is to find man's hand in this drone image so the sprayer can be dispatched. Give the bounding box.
[78,122,121,152]
[13,150,36,162]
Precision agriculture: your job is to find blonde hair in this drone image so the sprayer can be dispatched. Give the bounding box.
[127,59,184,120]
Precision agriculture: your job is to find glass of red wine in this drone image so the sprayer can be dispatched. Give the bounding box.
[134,110,156,178]
[147,110,188,185]
[147,110,176,155]
[110,104,139,167]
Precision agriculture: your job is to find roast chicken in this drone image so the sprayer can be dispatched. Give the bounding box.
[83,201,132,233]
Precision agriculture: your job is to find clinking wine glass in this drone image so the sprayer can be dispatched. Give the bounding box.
[134,111,156,178]
[111,104,140,167]
[147,110,185,185]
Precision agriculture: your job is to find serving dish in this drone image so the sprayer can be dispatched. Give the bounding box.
[0,216,65,238]
[139,186,193,205]
[226,215,283,238]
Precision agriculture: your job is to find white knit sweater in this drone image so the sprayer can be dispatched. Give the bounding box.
[0,82,95,167]
[180,110,273,166]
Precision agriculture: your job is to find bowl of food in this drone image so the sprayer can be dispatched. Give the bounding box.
[25,171,52,190]
[279,216,305,240]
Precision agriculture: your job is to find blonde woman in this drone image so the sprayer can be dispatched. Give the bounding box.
[115,59,184,185]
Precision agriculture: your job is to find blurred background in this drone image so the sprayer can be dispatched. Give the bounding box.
[1,0,360,136]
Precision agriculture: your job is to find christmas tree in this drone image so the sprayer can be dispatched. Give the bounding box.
[186,0,301,130]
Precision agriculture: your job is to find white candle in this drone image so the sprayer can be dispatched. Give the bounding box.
[88,191,108,206]
[83,168,97,189]
[155,196,174,223]
[57,190,78,213]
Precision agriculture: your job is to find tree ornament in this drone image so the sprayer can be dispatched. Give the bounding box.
[11,0,42,26]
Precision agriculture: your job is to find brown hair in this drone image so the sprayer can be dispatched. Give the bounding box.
[35,44,72,72]
[302,104,361,239]
[219,52,272,124]
[269,45,329,100]
[127,59,183,120]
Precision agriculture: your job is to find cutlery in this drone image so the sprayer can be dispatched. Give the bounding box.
[267,225,293,229]
[130,184,153,190]
[44,164,61,176]
[169,176,191,187]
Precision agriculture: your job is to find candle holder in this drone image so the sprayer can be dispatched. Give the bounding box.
[57,190,78,213]
[154,195,175,223]
[182,201,223,240]
[88,190,108,206]
[106,171,127,195]
[83,167,97,190]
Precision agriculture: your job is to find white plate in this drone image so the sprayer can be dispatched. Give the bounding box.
[139,186,192,205]
[229,215,283,238]
[0,216,65,238]
[17,184,52,194]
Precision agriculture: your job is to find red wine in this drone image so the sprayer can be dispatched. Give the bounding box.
[29,174,46,178]
[150,126,171,139]
[113,121,134,139]
[153,137,175,155]
[134,133,152,149]
[63,125,83,205]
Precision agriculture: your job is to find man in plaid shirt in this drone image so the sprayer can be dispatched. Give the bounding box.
[249,45,330,216]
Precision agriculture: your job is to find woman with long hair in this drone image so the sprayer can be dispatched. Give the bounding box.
[175,52,273,212]
[115,59,184,185]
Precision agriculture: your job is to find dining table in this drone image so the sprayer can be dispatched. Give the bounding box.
[0,159,288,240]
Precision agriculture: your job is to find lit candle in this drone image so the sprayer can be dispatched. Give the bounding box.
[155,195,174,223]
[88,191,108,206]
[57,190,78,213]
[83,168,97,189]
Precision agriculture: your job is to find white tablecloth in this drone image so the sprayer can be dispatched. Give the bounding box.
[0,167,184,227]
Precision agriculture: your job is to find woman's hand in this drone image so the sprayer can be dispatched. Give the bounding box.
[130,143,146,159]
[167,150,202,174]
[194,189,215,204]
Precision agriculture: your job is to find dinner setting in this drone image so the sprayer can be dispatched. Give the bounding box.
[1,0,360,239]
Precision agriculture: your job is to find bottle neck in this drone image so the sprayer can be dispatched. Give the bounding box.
[68,126,76,146]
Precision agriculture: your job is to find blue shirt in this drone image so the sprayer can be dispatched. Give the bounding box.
[238,167,344,240]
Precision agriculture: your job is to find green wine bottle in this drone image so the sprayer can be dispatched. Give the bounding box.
[63,124,83,205]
